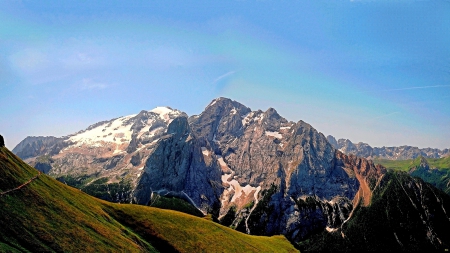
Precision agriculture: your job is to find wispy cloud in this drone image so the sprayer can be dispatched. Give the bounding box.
[9,49,50,74]
[213,70,237,84]
[383,85,450,92]
[80,78,108,90]
[372,111,400,120]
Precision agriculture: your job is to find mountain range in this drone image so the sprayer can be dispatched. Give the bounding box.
[10,97,450,251]
[326,135,450,160]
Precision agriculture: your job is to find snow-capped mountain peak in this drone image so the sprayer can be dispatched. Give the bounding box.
[150,106,183,124]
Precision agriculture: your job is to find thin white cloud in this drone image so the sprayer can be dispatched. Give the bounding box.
[9,49,49,74]
[213,70,237,84]
[80,78,108,90]
[372,111,400,120]
[384,85,450,91]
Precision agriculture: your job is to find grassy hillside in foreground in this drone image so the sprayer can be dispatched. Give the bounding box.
[0,147,297,253]
[375,156,450,194]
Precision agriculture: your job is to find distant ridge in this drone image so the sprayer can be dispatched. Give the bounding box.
[326,135,450,160]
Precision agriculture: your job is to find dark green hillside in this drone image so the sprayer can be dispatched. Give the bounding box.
[376,156,450,194]
[0,146,297,253]
[56,174,132,203]
[297,171,450,252]
[56,175,205,217]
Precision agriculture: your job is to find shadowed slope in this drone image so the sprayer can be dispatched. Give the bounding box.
[297,171,450,252]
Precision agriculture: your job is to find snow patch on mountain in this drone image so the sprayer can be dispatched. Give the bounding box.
[265,131,282,139]
[68,115,135,146]
[254,113,264,124]
[209,99,217,107]
[66,107,183,151]
[201,147,211,157]
[218,155,260,217]
[241,112,254,127]
[150,106,182,124]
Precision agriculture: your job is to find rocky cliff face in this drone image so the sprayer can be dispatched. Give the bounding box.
[132,116,223,213]
[327,135,450,160]
[12,136,69,160]
[186,98,386,240]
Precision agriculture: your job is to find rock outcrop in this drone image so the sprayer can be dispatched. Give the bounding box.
[12,136,69,160]
[0,135,4,147]
[132,116,223,213]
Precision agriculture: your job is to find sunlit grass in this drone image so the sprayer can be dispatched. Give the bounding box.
[374,156,450,172]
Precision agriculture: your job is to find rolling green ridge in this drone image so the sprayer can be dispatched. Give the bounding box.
[0,147,298,253]
[374,156,450,172]
[375,156,450,194]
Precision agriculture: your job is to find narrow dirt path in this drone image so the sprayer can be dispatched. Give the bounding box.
[0,171,41,197]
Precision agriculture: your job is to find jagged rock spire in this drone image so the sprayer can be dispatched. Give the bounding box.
[418,155,430,170]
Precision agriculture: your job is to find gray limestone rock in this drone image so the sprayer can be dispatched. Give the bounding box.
[188,98,369,241]
[132,116,223,213]
[326,135,338,149]
[34,162,52,174]
[12,136,69,160]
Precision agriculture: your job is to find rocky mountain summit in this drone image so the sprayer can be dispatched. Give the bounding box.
[12,136,68,160]
[327,135,450,160]
[12,98,450,249]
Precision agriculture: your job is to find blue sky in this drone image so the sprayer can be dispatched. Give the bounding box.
[1,0,449,149]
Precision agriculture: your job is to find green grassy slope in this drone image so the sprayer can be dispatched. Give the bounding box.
[374,156,450,172]
[427,156,450,169]
[375,156,450,194]
[0,147,297,253]
[373,156,422,172]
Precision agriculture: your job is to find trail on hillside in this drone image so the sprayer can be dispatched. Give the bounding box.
[0,171,41,196]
